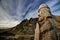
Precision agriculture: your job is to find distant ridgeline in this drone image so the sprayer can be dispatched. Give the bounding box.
[11,18,38,34]
[0,18,38,40]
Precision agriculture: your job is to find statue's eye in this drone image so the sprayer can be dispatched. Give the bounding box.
[38,15,41,17]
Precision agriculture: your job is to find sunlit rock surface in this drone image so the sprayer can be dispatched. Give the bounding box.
[0,16,60,40]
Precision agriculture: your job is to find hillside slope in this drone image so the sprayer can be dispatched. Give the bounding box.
[0,16,60,40]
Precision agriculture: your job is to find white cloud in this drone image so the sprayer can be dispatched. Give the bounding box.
[0,20,20,29]
[0,4,20,29]
[0,0,60,29]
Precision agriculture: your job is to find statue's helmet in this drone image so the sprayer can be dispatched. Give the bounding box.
[39,4,49,9]
[38,4,52,18]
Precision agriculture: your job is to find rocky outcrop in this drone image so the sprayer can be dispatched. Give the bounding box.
[0,18,38,40]
[0,16,60,40]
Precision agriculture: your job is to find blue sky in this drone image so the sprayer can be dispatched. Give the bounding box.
[0,0,60,29]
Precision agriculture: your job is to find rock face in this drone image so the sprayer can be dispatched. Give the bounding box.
[0,17,60,40]
[34,23,39,40]
[0,18,38,40]
[37,4,60,40]
[0,4,60,40]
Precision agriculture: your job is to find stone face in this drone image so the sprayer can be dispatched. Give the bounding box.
[38,4,59,40]
[38,4,51,19]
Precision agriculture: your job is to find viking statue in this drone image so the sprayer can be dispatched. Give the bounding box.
[34,4,58,40]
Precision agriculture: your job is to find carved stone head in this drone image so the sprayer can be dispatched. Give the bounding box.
[38,4,52,21]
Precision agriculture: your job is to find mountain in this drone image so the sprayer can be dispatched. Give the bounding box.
[0,16,60,40]
[0,18,38,40]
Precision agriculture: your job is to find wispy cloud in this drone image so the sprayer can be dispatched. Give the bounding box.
[0,20,19,29]
[46,0,60,14]
[0,0,60,29]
